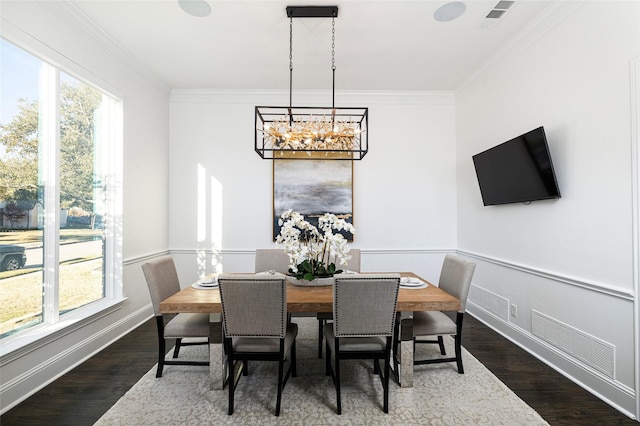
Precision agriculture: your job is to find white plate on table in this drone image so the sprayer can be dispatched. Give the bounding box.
[400,277,428,289]
[400,282,428,289]
[192,275,218,289]
[192,282,218,290]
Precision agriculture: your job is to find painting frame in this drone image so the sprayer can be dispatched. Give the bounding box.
[273,153,354,241]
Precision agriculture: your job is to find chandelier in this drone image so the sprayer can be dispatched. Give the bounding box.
[255,6,369,160]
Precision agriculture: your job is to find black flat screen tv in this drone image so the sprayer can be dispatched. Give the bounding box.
[472,126,561,206]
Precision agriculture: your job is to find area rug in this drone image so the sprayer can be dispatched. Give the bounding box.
[95,317,548,425]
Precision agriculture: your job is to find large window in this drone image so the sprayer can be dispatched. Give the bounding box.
[0,38,122,343]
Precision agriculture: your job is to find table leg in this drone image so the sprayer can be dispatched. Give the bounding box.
[209,313,225,390]
[398,315,414,388]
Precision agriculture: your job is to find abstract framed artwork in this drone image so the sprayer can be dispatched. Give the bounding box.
[273,156,353,241]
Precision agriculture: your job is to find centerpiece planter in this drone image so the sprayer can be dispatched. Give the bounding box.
[275,210,355,289]
[287,275,335,287]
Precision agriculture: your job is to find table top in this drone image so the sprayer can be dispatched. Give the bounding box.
[160,272,460,314]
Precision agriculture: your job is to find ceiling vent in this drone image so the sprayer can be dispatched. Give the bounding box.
[482,0,516,29]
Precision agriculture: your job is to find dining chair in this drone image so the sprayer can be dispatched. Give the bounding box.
[324,274,400,414]
[141,255,209,378]
[317,248,361,358]
[217,274,298,416]
[398,254,476,374]
[254,248,291,274]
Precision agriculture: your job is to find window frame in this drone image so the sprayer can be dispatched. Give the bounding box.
[0,25,125,356]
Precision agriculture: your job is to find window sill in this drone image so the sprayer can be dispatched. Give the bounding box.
[0,297,127,363]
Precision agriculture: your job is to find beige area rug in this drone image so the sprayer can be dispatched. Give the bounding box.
[96,317,548,425]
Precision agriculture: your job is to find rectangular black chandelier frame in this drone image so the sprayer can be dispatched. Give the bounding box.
[255,105,368,160]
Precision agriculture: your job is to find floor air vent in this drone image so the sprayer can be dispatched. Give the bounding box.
[531,310,615,378]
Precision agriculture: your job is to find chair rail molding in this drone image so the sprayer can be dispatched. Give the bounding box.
[457,249,634,301]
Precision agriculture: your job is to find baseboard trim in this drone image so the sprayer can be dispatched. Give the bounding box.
[0,304,152,414]
[468,304,637,420]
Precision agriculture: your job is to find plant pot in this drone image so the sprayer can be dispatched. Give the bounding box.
[286,276,334,287]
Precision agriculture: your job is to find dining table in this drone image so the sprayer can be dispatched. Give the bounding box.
[159,271,460,389]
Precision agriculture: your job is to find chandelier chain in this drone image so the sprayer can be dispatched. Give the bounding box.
[331,17,336,71]
[289,17,293,110]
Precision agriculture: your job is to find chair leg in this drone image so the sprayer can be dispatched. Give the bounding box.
[454,334,464,374]
[291,340,297,377]
[157,337,166,378]
[243,360,248,376]
[275,357,284,416]
[318,319,324,358]
[172,338,182,358]
[384,352,390,413]
[155,317,165,378]
[437,336,446,355]
[335,355,342,415]
[325,340,331,376]
[227,343,235,415]
[455,313,465,374]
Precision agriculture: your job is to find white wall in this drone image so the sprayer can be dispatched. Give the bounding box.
[0,2,170,412]
[456,1,639,417]
[168,90,458,283]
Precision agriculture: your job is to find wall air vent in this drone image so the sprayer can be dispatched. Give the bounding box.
[482,0,516,29]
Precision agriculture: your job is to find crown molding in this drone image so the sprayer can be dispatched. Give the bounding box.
[170,89,455,106]
[455,1,586,101]
[42,1,170,99]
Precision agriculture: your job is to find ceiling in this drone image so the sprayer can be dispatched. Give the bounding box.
[68,0,554,92]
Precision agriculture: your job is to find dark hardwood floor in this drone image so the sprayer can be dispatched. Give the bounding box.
[1,314,636,425]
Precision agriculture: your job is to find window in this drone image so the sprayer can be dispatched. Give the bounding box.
[0,38,123,344]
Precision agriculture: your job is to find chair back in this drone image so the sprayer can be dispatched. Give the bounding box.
[254,249,291,274]
[344,248,361,272]
[332,274,400,337]
[218,274,287,338]
[438,254,476,313]
[141,255,181,316]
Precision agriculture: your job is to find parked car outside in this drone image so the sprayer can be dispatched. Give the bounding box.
[0,244,27,271]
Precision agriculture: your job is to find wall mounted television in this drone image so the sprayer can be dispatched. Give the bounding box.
[472,126,561,206]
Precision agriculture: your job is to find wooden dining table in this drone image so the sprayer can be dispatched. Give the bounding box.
[160,272,460,389]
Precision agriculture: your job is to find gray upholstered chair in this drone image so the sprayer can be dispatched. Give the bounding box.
[317,248,361,358]
[141,255,209,378]
[254,248,291,274]
[323,274,400,414]
[217,274,298,416]
[406,254,476,374]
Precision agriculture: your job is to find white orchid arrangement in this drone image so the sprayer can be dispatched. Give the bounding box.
[275,209,355,281]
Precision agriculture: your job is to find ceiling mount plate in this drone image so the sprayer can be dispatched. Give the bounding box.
[286,6,338,18]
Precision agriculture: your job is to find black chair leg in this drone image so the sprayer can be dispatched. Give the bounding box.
[455,313,464,374]
[455,334,464,374]
[155,317,165,378]
[335,357,342,415]
[325,341,331,376]
[275,358,284,416]
[291,341,297,377]
[318,319,324,358]
[227,351,235,414]
[437,336,446,355]
[383,356,390,413]
[157,338,165,378]
[173,338,182,358]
